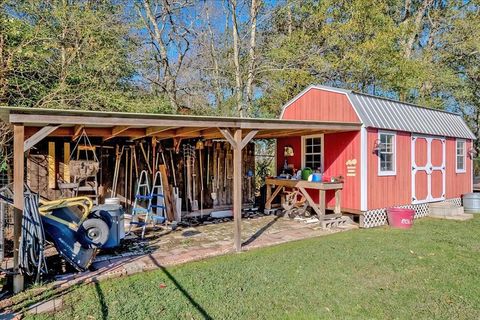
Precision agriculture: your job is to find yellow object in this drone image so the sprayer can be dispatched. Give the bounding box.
[63,142,70,182]
[39,196,93,231]
[48,141,56,189]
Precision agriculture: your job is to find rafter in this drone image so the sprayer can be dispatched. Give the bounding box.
[72,125,84,141]
[103,126,132,141]
[174,127,206,137]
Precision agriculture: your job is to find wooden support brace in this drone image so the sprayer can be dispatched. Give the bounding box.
[23,125,60,152]
[240,130,258,149]
[298,186,324,219]
[72,125,84,141]
[219,128,237,149]
[104,125,132,141]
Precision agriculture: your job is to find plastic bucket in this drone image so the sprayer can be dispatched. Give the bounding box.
[462,193,480,213]
[386,208,415,229]
[105,197,120,205]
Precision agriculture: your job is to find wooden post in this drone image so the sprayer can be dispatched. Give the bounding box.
[219,128,257,252]
[48,141,56,189]
[63,142,70,182]
[233,129,242,252]
[13,124,25,293]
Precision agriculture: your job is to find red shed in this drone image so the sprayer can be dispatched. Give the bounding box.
[277,85,475,227]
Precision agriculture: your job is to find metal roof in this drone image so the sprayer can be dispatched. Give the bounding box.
[282,85,476,140]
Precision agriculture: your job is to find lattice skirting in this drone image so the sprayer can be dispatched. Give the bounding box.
[360,198,461,228]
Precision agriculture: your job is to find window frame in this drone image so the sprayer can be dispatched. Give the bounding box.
[456,139,466,173]
[377,130,397,176]
[301,134,324,173]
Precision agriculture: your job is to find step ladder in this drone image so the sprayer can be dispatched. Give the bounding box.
[129,170,167,238]
[146,171,167,230]
[129,170,151,238]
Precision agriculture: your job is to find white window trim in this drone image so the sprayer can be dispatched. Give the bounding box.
[301,134,324,173]
[378,130,397,176]
[456,139,466,173]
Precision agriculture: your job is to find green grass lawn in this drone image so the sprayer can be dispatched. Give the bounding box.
[27,217,480,319]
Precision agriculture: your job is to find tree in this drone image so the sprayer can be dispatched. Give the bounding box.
[440,0,480,170]
[135,0,193,112]
[0,0,172,112]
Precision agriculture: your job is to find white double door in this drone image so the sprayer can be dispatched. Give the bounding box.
[411,135,445,204]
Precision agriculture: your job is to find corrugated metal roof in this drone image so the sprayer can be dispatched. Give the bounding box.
[283,85,475,139]
[349,92,475,139]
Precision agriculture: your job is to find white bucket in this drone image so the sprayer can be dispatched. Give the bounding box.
[105,197,120,205]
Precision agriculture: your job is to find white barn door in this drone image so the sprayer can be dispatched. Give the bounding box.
[411,135,446,204]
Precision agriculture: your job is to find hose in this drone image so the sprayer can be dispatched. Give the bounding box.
[19,187,48,282]
[0,185,48,281]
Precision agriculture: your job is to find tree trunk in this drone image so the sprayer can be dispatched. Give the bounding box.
[403,0,434,60]
[142,0,179,111]
[205,6,223,108]
[245,0,261,116]
[230,0,243,117]
[287,2,293,37]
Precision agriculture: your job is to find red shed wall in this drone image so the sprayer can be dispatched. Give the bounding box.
[324,131,361,211]
[276,131,361,211]
[276,137,302,170]
[367,128,412,210]
[367,129,473,210]
[282,87,361,123]
[445,138,473,198]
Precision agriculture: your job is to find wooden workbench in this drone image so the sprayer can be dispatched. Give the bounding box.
[265,178,343,221]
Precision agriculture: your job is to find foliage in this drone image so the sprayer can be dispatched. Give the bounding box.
[0,0,171,113]
[24,217,480,319]
[0,0,479,144]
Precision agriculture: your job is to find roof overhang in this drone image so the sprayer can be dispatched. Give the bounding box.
[3,107,361,140]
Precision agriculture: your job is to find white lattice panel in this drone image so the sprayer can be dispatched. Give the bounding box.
[361,198,461,228]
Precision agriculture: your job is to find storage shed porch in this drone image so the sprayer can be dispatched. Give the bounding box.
[1,107,361,292]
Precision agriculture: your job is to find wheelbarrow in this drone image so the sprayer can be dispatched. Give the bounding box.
[39,196,110,271]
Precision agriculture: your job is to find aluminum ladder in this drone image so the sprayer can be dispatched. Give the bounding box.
[144,171,166,235]
[129,170,151,238]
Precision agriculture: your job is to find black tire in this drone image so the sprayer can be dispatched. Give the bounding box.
[79,218,109,248]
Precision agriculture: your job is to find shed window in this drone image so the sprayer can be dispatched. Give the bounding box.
[456,139,466,173]
[378,132,396,175]
[303,136,323,172]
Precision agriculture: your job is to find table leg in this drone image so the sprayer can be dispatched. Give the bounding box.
[334,189,341,214]
[265,185,282,210]
[319,190,326,218]
[298,186,323,220]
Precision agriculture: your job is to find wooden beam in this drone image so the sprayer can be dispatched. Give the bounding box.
[200,128,223,139]
[103,125,132,141]
[11,113,362,132]
[146,126,173,137]
[23,125,60,152]
[13,125,24,293]
[219,128,237,149]
[233,129,242,252]
[26,127,147,139]
[174,127,205,137]
[240,130,258,149]
[72,125,84,141]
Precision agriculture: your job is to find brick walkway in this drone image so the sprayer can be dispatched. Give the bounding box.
[51,215,357,287]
